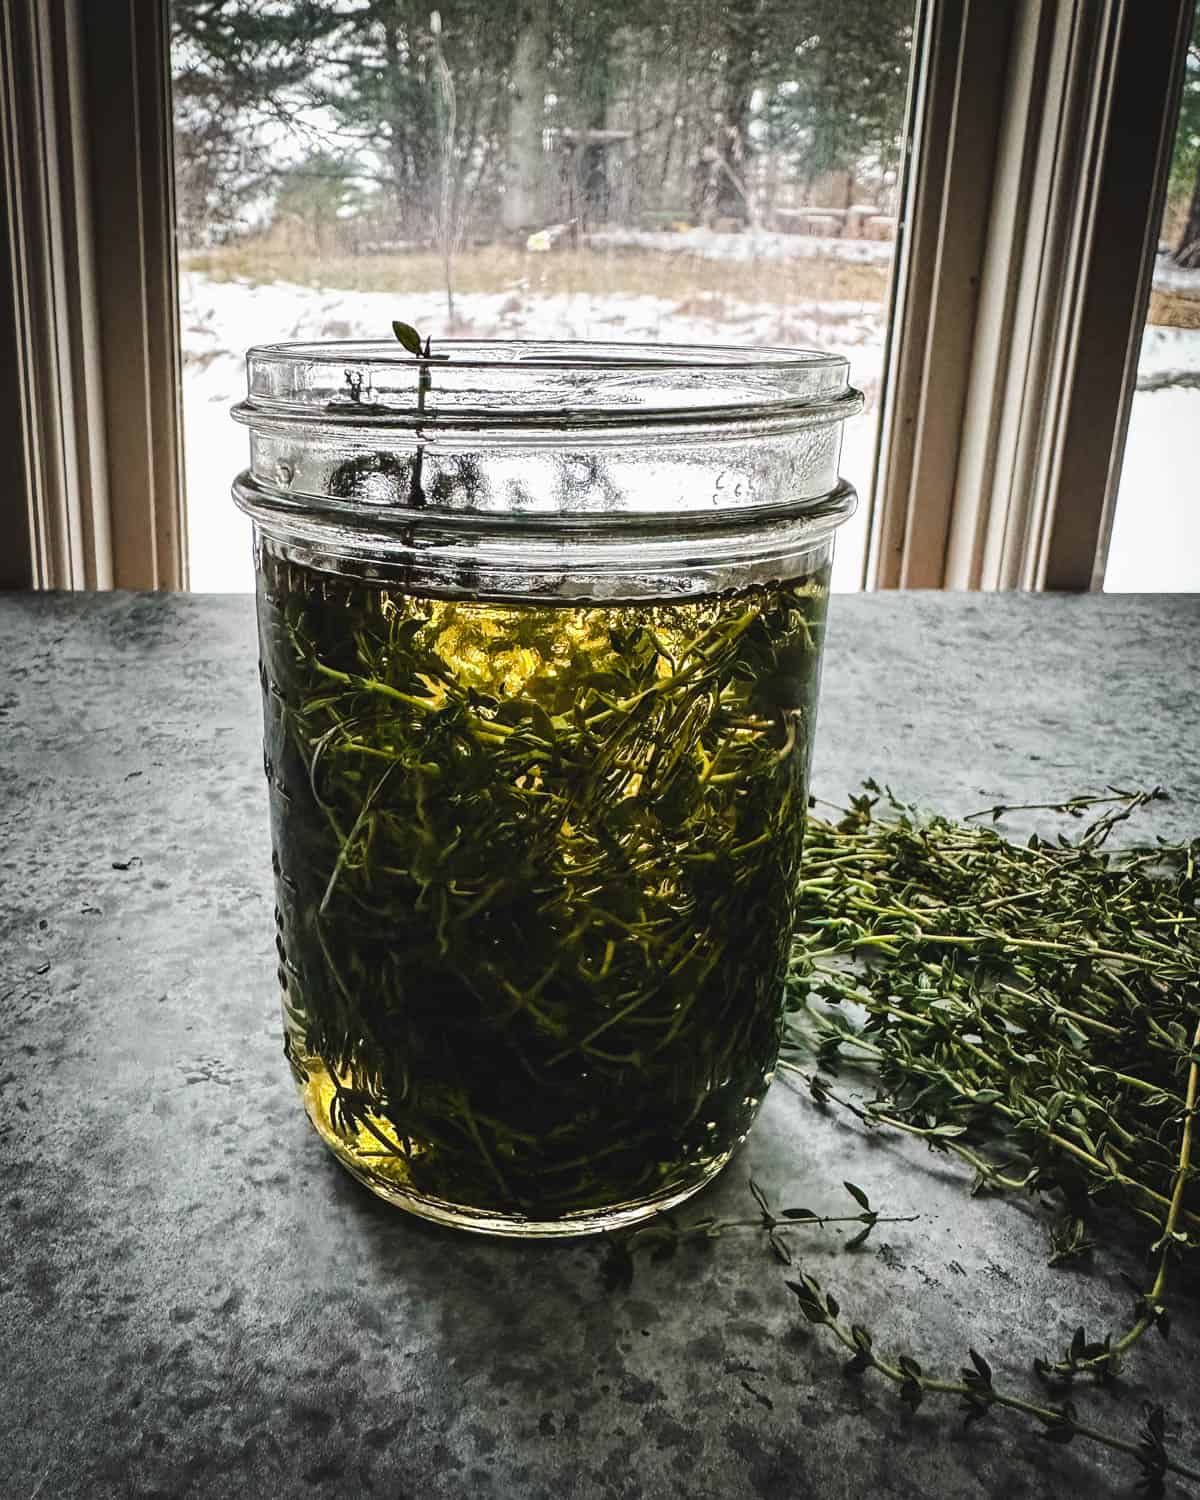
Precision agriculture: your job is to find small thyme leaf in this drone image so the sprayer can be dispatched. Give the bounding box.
[748,1178,774,1222]
[899,1377,923,1412]
[1049,1214,1095,1266]
[391,320,424,355]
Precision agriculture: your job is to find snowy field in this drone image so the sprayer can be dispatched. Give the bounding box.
[180,258,1198,594]
[588,227,895,266]
[182,270,886,593]
[1105,323,1200,593]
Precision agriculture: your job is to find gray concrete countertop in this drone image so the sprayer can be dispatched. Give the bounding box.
[1,591,1198,1499]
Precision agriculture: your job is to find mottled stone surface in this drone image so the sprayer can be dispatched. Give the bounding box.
[1,590,1198,1499]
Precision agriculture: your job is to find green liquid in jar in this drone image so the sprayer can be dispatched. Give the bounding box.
[256,541,828,1233]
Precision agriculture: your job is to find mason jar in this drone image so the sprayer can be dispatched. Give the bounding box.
[232,339,862,1236]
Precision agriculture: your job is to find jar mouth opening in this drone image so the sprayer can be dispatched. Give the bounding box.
[243,337,851,374]
[235,338,859,431]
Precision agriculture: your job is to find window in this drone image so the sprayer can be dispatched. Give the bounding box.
[169,0,918,593]
[1,0,1192,592]
[1103,1,1200,592]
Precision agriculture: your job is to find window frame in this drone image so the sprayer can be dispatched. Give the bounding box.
[0,0,1192,592]
[0,0,185,590]
[82,0,188,590]
[869,0,1194,590]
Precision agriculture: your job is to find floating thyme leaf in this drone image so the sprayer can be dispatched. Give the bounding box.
[382,319,450,505]
[391,320,424,355]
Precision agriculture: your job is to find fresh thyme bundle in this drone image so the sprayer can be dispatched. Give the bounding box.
[258,540,830,1225]
[773,786,1199,1492]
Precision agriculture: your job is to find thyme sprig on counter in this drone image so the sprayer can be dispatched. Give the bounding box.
[785,1264,1200,1495]
[605,787,1198,1492]
[602,1176,918,1288]
[783,785,1199,1369]
[776,785,1199,1493]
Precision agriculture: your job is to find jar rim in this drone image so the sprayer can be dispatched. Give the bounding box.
[234,338,860,433]
[243,336,851,374]
[231,338,862,595]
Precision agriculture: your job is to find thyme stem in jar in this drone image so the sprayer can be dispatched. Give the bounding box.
[390,321,447,507]
[259,544,831,1223]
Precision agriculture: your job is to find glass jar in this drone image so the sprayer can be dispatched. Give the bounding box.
[232,340,862,1237]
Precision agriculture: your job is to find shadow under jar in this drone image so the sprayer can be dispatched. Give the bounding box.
[232,339,863,1236]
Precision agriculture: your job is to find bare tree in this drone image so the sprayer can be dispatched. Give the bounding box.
[1169,8,1200,267]
[1176,164,1200,269]
[503,0,549,231]
[430,11,457,319]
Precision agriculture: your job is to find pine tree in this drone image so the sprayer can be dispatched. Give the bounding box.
[310,1,523,240]
[171,0,340,245]
[764,0,913,205]
[1170,4,1200,267]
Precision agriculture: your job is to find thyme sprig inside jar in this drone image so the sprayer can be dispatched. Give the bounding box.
[233,330,863,1235]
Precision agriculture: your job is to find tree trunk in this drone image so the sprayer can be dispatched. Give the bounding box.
[714,2,760,225]
[1175,159,1200,269]
[502,0,547,232]
[581,54,611,228]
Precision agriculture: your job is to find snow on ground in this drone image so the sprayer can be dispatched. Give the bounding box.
[182,271,886,592]
[587,227,895,266]
[1151,251,1200,298]
[1102,317,1199,593]
[184,265,1197,596]
[1105,323,1200,591]
[1133,322,1200,378]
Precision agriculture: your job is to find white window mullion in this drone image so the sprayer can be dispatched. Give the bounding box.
[81,0,187,590]
[945,0,1114,590]
[868,0,1018,589]
[873,0,1192,592]
[0,0,105,588]
[1034,0,1194,590]
[0,0,185,591]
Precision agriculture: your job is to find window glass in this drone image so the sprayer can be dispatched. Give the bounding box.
[171,0,917,591]
[1105,3,1200,592]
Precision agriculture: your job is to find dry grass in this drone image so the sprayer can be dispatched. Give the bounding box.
[180,244,892,307]
[1148,287,1200,331]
